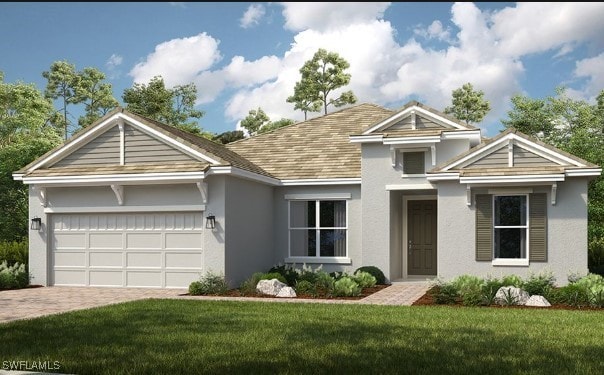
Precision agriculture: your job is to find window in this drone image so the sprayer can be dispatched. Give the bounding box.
[402,151,425,174]
[289,200,347,258]
[493,195,528,259]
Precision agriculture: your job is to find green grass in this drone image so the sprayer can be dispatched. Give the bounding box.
[1,300,603,374]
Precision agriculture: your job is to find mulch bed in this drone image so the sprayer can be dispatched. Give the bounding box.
[183,284,391,300]
[412,286,602,311]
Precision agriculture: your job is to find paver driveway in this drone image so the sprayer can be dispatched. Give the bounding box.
[0,286,184,323]
[1,283,430,323]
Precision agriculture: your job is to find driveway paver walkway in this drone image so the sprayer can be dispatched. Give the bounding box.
[1,283,431,323]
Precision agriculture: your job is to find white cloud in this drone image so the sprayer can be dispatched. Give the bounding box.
[492,2,604,57]
[414,20,452,43]
[572,52,604,101]
[281,2,391,31]
[240,4,265,29]
[129,33,221,87]
[106,54,123,68]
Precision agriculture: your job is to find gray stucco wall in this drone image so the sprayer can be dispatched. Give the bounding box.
[360,139,470,281]
[273,185,362,275]
[27,181,227,286]
[224,176,274,286]
[437,178,589,285]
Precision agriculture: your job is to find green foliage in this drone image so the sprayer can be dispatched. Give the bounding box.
[75,67,119,128]
[333,276,361,297]
[294,280,317,296]
[501,274,523,288]
[354,266,386,285]
[431,283,458,304]
[588,238,604,274]
[240,107,270,135]
[239,272,264,296]
[257,118,295,134]
[353,271,376,288]
[0,261,29,289]
[213,130,245,144]
[259,272,287,284]
[268,264,299,286]
[573,273,604,307]
[444,82,491,124]
[499,288,519,306]
[557,283,590,307]
[42,60,80,139]
[288,48,356,117]
[481,277,505,306]
[188,271,228,295]
[314,271,335,297]
[522,271,556,296]
[0,241,28,266]
[123,76,205,134]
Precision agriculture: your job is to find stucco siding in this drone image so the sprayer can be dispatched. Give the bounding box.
[437,179,588,285]
[29,186,48,285]
[273,185,362,275]
[53,126,120,167]
[224,176,274,286]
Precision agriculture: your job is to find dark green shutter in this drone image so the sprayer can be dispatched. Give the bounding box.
[529,193,547,262]
[475,194,493,261]
[403,152,425,174]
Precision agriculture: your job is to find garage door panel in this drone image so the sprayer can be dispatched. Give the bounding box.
[54,252,86,267]
[89,252,123,267]
[165,233,202,249]
[52,212,203,288]
[53,233,86,249]
[90,271,123,286]
[54,270,86,286]
[166,252,202,269]
[126,233,162,249]
[89,233,123,249]
[166,272,200,288]
[127,271,162,287]
[127,252,161,268]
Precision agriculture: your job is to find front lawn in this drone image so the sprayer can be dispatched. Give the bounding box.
[1,300,602,374]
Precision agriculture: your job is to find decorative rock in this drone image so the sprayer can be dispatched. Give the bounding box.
[276,286,297,298]
[256,279,287,296]
[525,295,551,307]
[495,286,530,305]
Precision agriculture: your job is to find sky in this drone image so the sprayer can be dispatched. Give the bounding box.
[1,2,603,137]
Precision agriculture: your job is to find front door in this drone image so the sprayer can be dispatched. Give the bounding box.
[407,200,437,275]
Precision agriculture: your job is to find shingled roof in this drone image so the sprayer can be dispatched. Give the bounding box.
[226,103,394,179]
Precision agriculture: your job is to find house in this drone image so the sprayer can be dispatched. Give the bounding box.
[13,102,601,288]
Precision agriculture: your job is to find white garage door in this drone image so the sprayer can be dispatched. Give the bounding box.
[51,212,203,288]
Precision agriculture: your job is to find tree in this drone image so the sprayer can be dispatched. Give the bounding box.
[444,83,491,124]
[240,107,270,135]
[122,76,206,136]
[213,130,245,144]
[42,61,81,139]
[257,118,295,134]
[502,87,604,272]
[0,72,61,242]
[76,67,118,128]
[288,48,357,117]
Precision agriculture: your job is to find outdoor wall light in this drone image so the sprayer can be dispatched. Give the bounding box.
[30,216,42,231]
[205,213,216,230]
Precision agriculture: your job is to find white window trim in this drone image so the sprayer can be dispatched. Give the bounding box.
[492,194,530,267]
[287,199,349,260]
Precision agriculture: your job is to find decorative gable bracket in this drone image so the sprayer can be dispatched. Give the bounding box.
[111,184,124,206]
[196,182,208,204]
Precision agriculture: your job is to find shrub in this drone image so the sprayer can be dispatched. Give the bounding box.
[259,272,287,284]
[239,272,264,296]
[0,261,29,289]
[451,275,484,304]
[314,271,335,297]
[269,264,299,285]
[188,271,228,295]
[501,274,523,288]
[294,280,316,296]
[573,273,604,307]
[0,241,28,266]
[353,271,377,288]
[355,266,386,285]
[431,283,458,304]
[588,237,604,273]
[557,283,589,307]
[481,277,504,306]
[522,271,556,296]
[333,277,361,297]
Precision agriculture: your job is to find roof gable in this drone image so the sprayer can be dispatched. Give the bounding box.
[363,101,474,135]
[434,129,598,173]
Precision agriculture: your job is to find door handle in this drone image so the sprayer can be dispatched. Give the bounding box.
[408,240,413,254]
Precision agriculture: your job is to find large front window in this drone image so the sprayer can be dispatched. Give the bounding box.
[494,195,528,259]
[289,200,347,257]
